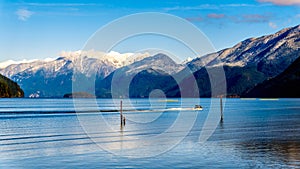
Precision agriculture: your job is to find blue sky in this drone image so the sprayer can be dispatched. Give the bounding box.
[0,0,299,62]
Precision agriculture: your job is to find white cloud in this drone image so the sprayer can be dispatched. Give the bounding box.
[16,8,34,21]
[269,22,278,29]
[258,0,300,6]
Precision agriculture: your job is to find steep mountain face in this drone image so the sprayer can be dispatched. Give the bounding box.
[0,74,24,98]
[166,66,266,97]
[244,56,300,98]
[0,51,150,97]
[128,69,179,98]
[188,25,300,75]
[179,24,300,97]
[95,54,183,98]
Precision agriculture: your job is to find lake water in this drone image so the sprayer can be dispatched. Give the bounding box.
[0,98,299,168]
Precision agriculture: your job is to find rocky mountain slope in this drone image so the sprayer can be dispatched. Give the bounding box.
[170,24,300,97]
[95,53,183,98]
[188,25,300,74]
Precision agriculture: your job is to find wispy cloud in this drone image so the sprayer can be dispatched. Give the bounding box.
[15,2,100,7]
[240,14,271,23]
[186,16,203,22]
[269,22,277,28]
[164,4,217,11]
[185,13,226,23]
[13,2,103,18]
[163,3,257,12]
[207,13,226,19]
[257,0,300,6]
[227,3,257,7]
[15,8,34,21]
[186,13,273,24]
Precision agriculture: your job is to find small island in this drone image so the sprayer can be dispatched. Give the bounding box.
[63,92,95,98]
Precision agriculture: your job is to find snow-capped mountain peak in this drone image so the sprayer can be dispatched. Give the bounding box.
[0,50,151,97]
[57,50,150,68]
[0,50,151,77]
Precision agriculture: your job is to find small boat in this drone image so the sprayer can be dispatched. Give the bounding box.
[158,99,179,102]
[194,105,203,110]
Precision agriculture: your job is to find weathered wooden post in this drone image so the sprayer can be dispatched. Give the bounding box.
[120,100,123,126]
[220,97,224,122]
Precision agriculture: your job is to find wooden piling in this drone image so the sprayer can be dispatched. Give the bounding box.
[120,100,123,126]
[220,97,223,122]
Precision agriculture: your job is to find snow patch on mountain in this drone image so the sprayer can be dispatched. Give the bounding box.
[58,50,150,68]
[0,50,151,80]
[0,58,55,69]
[187,24,300,70]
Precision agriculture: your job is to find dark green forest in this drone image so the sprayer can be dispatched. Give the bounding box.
[0,74,24,98]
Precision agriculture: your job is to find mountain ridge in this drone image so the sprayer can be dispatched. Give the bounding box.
[188,24,300,73]
[176,24,300,97]
[0,51,150,97]
[0,24,299,98]
[95,53,182,98]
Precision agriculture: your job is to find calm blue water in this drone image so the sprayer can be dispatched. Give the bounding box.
[0,98,299,168]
